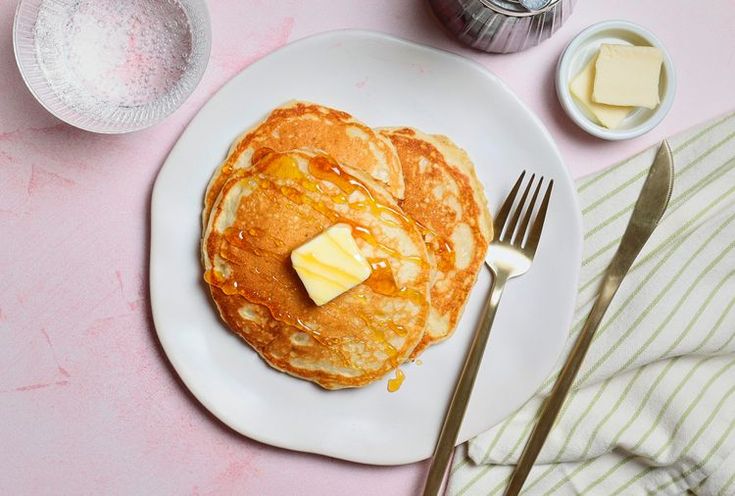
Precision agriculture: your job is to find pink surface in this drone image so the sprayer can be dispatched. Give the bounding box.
[1,1,734,495]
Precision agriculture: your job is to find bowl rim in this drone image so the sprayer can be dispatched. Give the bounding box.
[12,0,212,134]
[555,19,676,141]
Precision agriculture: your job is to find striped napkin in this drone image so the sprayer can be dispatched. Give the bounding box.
[448,112,735,496]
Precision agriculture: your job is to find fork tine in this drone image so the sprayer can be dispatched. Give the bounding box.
[516,177,543,246]
[494,171,526,238]
[525,179,553,254]
[505,173,535,244]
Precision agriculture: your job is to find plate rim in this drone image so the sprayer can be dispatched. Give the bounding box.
[150,29,582,465]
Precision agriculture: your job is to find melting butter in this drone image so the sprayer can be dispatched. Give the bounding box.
[291,224,372,306]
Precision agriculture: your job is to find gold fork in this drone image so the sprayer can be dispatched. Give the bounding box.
[423,171,554,496]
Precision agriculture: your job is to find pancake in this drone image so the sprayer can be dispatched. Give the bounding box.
[202,148,431,389]
[203,101,405,227]
[379,127,492,356]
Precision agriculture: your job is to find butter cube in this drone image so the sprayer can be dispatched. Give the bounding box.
[592,44,663,109]
[291,224,372,306]
[570,55,632,129]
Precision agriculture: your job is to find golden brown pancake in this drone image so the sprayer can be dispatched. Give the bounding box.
[202,149,431,389]
[379,128,492,356]
[203,101,405,227]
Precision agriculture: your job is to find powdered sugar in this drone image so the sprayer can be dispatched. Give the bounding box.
[34,0,193,116]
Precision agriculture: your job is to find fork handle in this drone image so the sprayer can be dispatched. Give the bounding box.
[423,273,508,496]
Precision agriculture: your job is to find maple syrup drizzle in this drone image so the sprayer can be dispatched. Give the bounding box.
[205,266,323,339]
[206,149,430,368]
[213,151,430,303]
[387,368,405,392]
[251,146,275,165]
[365,258,399,295]
[207,259,404,365]
[364,258,425,304]
[417,221,456,273]
[222,227,265,257]
[307,155,416,231]
[433,237,456,273]
[241,152,428,269]
[386,320,407,337]
[353,313,398,358]
[349,224,427,268]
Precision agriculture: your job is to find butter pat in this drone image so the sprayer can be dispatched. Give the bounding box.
[570,56,632,129]
[593,44,663,109]
[291,224,372,306]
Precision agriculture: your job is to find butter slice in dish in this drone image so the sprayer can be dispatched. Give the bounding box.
[569,55,632,130]
[593,44,663,109]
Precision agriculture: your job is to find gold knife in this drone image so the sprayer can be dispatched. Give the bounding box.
[503,140,675,496]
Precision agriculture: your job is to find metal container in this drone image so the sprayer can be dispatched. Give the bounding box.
[429,0,575,54]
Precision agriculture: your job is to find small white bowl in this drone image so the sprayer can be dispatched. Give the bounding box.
[556,20,676,141]
[13,0,211,134]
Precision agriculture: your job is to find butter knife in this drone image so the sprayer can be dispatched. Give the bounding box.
[503,140,675,496]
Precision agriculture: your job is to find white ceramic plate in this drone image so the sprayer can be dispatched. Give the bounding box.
[150,30,582,465]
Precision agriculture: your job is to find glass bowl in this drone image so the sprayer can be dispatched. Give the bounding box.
[13,0,211,134]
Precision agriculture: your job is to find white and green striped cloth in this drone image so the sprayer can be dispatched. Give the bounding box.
[448,112,735,496]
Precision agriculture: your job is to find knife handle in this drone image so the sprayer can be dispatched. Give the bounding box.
[504,141,674,495]
[503,278,616,496]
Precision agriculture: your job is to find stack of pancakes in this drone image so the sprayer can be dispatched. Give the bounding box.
[201,102,492,389]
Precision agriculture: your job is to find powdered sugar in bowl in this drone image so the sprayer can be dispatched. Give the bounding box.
[13,0,210,133]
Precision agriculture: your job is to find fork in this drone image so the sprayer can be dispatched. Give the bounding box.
[422,171,553,496]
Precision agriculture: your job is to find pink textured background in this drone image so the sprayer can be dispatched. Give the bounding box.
[2,1,734,495]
